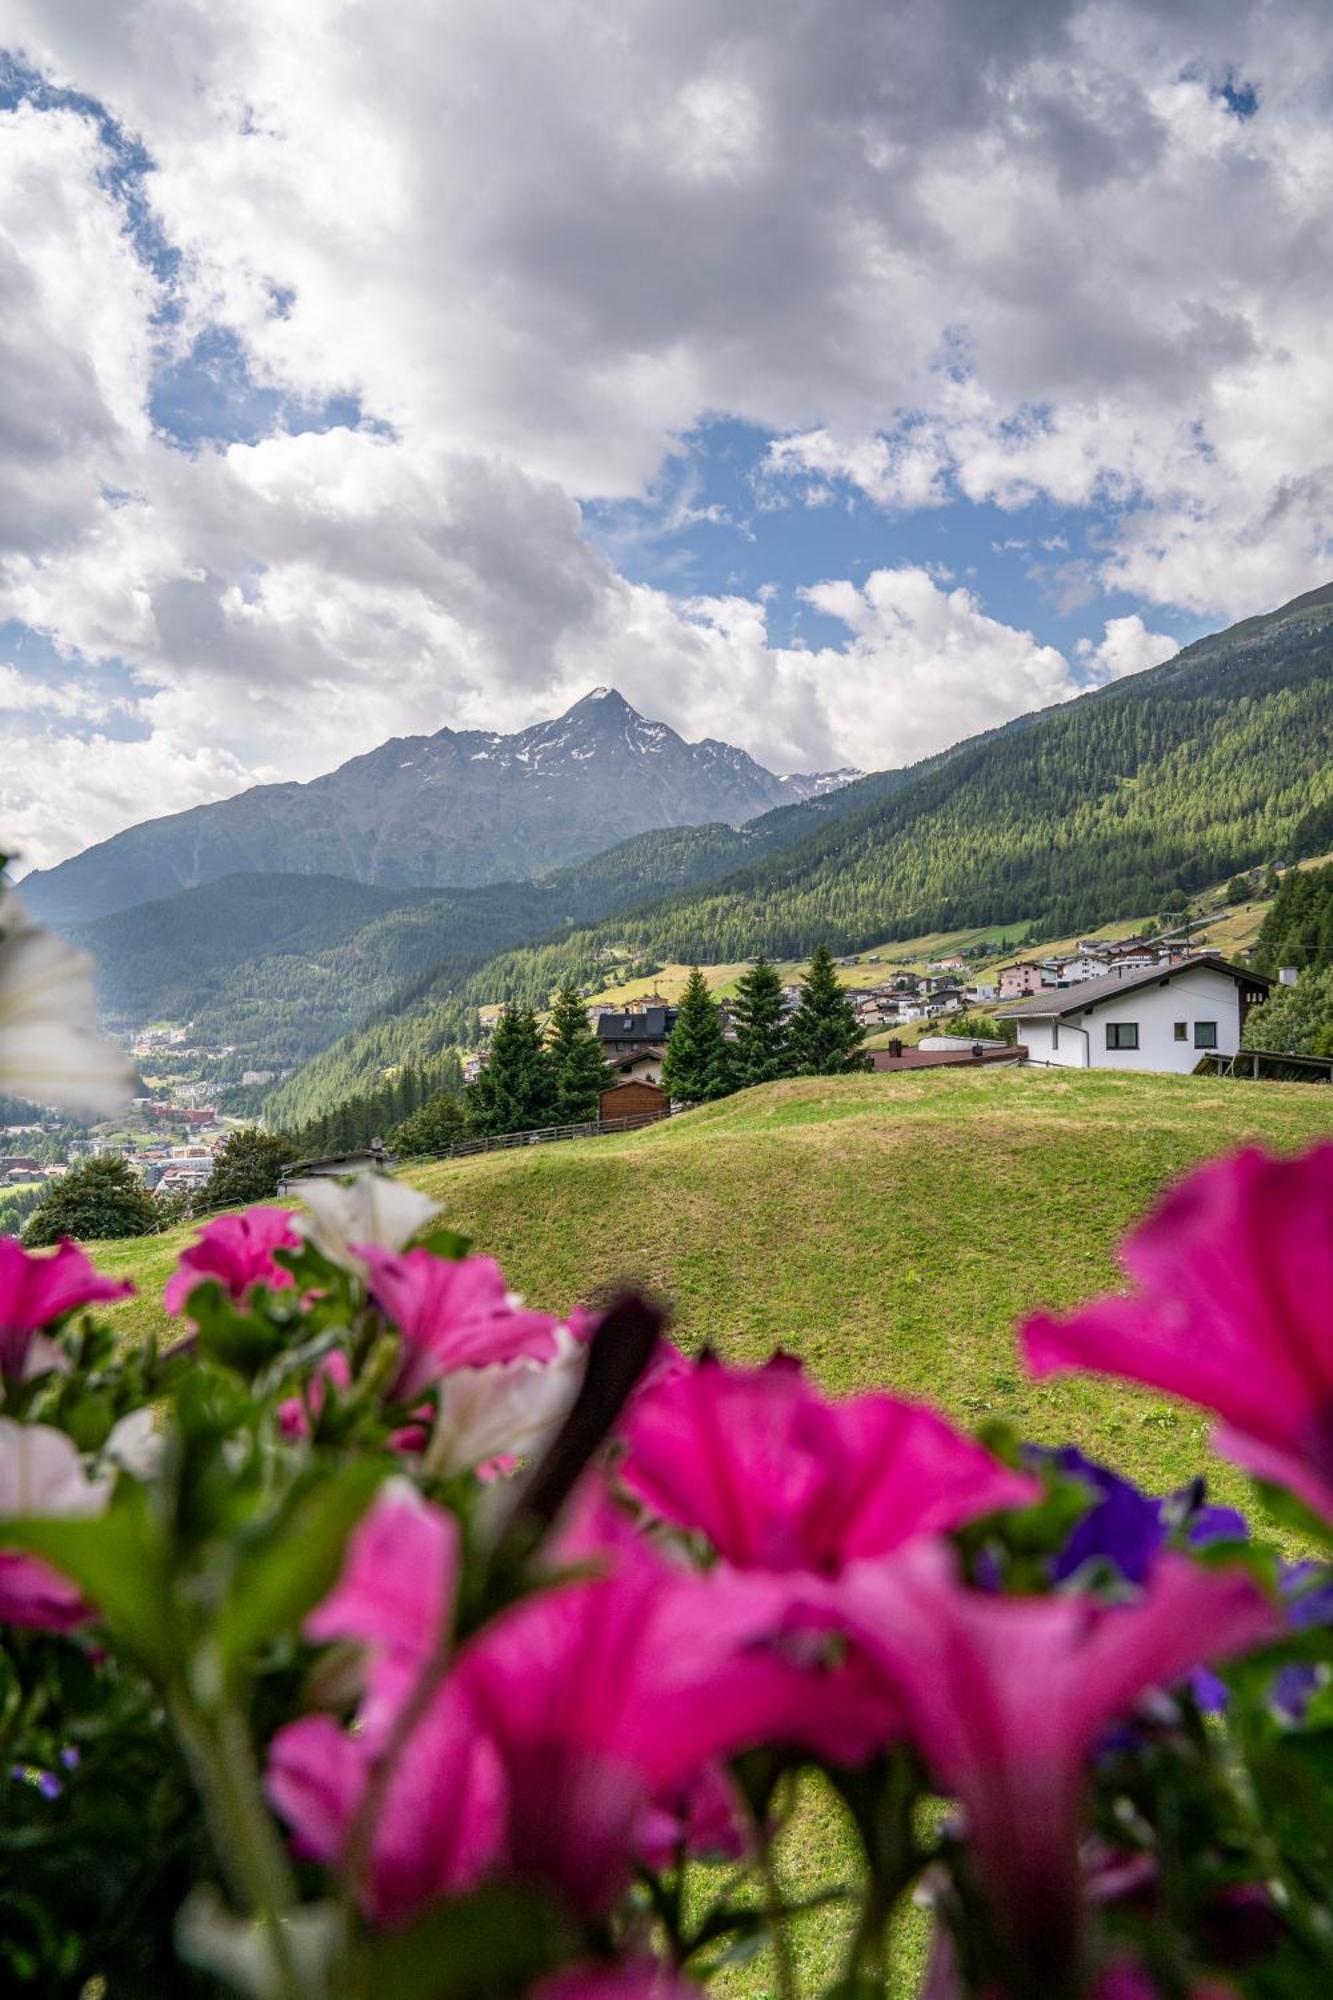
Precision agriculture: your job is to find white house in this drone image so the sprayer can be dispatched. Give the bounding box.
[1004,956,1270,1074]
[1058,954,1111,984]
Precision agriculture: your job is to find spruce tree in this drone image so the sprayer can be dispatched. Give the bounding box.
[789,945,870,1076]
[661,967,733,1103]
[730,955,792,1089]
[466,1006,557,1136]
[545,983,613,1123]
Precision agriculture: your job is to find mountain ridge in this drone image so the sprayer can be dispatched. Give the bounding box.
[20,688,859,927]
[79,764,907,1069]
[265,581,1333,1126]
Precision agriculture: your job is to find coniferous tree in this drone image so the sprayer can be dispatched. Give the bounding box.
[466,1006,557,1136]
[545,984,613,1123]
[789,946,870,1076]
[661,967,733,1103]
[730,955,792,1089]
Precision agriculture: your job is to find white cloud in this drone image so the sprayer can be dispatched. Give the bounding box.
[566,567,1081,777]
[1076,615,1179,682]
[0,0,1331,865]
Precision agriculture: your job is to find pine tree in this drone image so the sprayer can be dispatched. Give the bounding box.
[789,946,870,1076]
[730,955,792,1089]
[661,967,733,1104]
[545,983,613,1123]
[466,1006,557,1136]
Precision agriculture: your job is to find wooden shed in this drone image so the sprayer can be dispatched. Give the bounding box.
[598,1080,668,1123]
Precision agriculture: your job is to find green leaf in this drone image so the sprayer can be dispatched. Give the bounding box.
[0,1481,176,1681]
[415,1225,472,1261]
[1253,1479,1333,1552]
[184,1281,297,1380]
[343,1883,575,1999]
[215,1459,387,1679]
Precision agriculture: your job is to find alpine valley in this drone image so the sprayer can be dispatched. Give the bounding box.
[264,582,1333,1128]
[24,585,1333,1125]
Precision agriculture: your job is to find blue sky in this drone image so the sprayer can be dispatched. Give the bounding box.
[584,417,1212,666]
[1,1,1330,869]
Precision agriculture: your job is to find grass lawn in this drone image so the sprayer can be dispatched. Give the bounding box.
[90,1067,1333,1992]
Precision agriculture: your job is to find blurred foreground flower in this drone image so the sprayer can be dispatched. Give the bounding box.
[289,1171,441,1274]
[1024,1144,1333,1523]
[838,1541,1274,1993]
[0,886,133,1117]
[0,1234,133,1381]
[163,1206,301,1318]
[0,1417,110,1628]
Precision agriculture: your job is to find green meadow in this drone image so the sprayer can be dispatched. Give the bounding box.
[91,1067,1333,1993]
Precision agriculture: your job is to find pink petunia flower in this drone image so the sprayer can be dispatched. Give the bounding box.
[451,1539,893,1914]
[635,1762,749,1871]
[303,1480,458,1740]
[836,1542,1275,1992]
[276,1350,353,1442]
[270,1476,886,1927]
[267,1694,506,1929]
[1022,1144,1333,1522]
[264,1482,503,1925]
[0,1419,112,1630]
[359,1244,564,1399]
[619,1355,1036,1574]
[0,1236,132,1381]
[163,1207,301,1319]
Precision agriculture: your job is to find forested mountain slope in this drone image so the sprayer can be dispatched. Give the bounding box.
[21,688,858,926]
[86,765,909,1065]
[267,584,1333,1125]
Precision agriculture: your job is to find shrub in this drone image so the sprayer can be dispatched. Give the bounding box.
[197,1127,295,1212]
[24,1154,160,1245]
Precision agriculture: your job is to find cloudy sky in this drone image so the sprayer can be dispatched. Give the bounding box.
[2,0,1332,871]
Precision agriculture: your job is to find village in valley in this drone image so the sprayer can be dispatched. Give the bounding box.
[2,868,1310,1217]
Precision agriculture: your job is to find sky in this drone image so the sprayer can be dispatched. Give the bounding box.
[1,0,1332,871]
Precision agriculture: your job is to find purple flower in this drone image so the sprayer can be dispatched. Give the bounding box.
[10,1763,61,1799]
[1269,1562,1333,1722]
[1031,1448,1249,1590]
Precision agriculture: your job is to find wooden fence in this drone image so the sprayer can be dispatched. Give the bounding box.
[1196,1048,1333,1084]
[413,1109,671,1163]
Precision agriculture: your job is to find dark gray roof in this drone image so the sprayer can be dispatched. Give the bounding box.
[1002,955,1270,1020]
[594,1007,675,1040]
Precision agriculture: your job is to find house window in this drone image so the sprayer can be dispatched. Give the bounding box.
[1194,1021,1218,1050]
[1051,1023,1060,1050]
[1105,1023,1139,1050]
[1174,1022,1187,1041]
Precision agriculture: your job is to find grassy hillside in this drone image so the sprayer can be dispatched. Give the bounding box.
[97,1069,1333,1989]
[90,1067,1333,1993]
[269,584,1333,1123]
[102,1068,1332,1501]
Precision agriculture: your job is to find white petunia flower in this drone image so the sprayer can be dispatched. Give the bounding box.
[289,1169,441,1275]
[422,1327,587,1479]
[0,888,134,1118]
[102,1407,165,1481]
[0,1418,113,1518]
